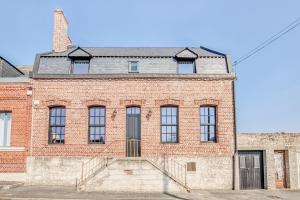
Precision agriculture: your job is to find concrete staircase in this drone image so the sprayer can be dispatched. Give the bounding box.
[83,158,185,192]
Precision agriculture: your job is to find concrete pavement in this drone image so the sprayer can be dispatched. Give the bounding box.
[0,185,300,200]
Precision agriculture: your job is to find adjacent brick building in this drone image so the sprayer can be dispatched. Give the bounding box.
[0,57,32,178]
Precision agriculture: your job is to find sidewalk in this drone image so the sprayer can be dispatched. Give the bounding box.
[0,185,300,200]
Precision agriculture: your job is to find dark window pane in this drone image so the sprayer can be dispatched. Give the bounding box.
[49,107,65,144]
[89,107,106,144]
[160,106,178,143]
[200,106,216,142]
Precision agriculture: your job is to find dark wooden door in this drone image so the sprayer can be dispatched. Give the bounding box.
[126,107,141,157]
[274,150,286,188]
[239,151,264,190]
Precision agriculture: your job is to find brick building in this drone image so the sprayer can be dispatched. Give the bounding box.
[0,57,32,180]
[25,10,236,192]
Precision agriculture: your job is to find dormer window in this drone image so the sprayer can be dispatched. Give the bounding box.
[178,60,196,74]
[129,61,139,73]
[175,48,198,74]
[72,60,90,74]
[67,47,92,74]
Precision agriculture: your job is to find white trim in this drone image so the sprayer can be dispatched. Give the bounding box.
[0,147,25,152]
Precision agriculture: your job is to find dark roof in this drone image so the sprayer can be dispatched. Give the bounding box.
[41,47,226,58]
[0,56,24,75]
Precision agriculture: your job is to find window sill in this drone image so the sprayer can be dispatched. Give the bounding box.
[200,141,217,144]
[0,147,25,152]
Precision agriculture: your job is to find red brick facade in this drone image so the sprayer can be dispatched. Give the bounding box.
[0,83,32,172]
[31,77,235,157]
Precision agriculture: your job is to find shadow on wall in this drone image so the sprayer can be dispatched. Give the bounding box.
[162,155,189,200]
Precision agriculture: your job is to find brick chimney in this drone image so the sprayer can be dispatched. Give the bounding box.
[52,9,72,52]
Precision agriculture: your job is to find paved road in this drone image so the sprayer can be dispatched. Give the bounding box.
[0,185,300,200]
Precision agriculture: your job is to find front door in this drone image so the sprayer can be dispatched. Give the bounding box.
[239,151,264,189]
[274,150,287,188]
[126,107,141,157]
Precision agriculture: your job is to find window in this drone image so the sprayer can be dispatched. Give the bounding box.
[161,106,178,143]
[129,61,138,73]
[178,60,196,74]
[89,107,105,144]
[49,107,65,144]
[0,112,12,147]
[200,106,216,142]
[72,60,89,74]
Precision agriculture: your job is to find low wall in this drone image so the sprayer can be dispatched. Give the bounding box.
[26,155,233,190]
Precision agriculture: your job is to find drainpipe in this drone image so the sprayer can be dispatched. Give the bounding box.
[233,80,239,190]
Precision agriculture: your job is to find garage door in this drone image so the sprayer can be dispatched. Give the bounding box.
[239,151,264,190]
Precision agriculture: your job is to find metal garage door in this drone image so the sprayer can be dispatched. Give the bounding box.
[239,151,264,190]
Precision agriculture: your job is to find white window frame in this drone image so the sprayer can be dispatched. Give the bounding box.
[128,61,139,73]
[0,112,12,147]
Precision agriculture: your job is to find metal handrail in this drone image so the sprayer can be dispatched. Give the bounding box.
[77,139,124,188]
[126,139,141,157]
[147,154,189,190]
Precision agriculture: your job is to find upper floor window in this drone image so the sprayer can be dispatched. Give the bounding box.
[161,106,178,143]
[49,107,65,144]
[72,60,89,74]
[129,61,138,73]
[0,112,12,147]
[200,106,216,142]
[89,107,105,144]
[178,60,196,74]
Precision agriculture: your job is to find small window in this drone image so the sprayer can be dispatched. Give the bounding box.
[178,60,196,74]
[0,112,12,147]
[72,60,89,74]
[200,106,216,142]
[161,106,178,143]
[129,61,138,73]
[49,107,65,144]
[239,155,246,169]
[89,107,105,144]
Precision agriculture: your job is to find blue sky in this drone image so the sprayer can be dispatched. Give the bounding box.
[0,0,299,133]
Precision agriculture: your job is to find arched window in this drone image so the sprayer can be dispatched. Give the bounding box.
[49,106,65,144]
[161,106,178,143]
[200,106,217,142]
[89,106,106,144]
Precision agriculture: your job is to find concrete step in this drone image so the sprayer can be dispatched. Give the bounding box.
[84,159,185,192]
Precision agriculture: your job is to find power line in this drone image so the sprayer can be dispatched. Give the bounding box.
[234,17,300,66]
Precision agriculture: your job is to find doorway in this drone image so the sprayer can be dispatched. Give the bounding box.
[274,150,287,188]
[126,107,141,157]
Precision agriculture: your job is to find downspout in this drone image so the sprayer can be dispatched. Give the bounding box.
[231,62,239,190]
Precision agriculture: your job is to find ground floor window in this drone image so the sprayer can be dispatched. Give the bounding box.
[89,107,105,144]
[0,112,12,146]
[161,106,178,143]
[49,107,65,144]
[200,106,216,142]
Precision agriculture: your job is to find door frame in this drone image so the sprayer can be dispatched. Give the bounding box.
[125,106,141,157]
[274,150,287,188]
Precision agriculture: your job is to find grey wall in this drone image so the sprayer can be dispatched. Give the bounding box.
[37,56,229,75]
